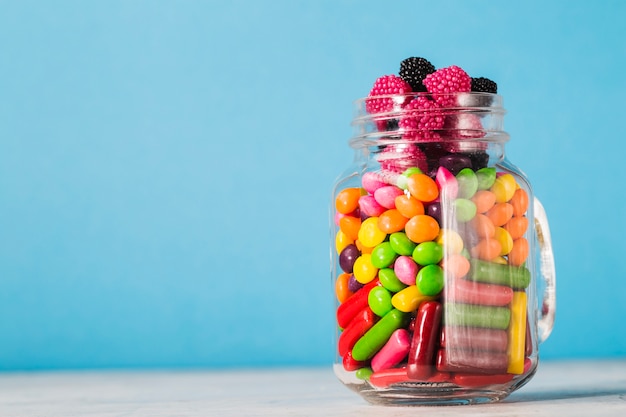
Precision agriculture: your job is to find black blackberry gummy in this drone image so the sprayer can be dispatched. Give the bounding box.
[399,57,436,92]
[471,77,498,94]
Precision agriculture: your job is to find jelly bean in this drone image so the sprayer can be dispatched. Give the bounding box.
[471,189,497,213]
[378,268,407,293]
[339,244,360,273]
[394,194,425,219]
[371,328,411,372]
[435,166,458,200]
[396,167,424,190]
[470,238,502,261]
[355,239,373,254]
[507,291,527,375]
[456,168,478,199]
[412,241,444,266]
[470,259,531,289]
[491,173,516,203]
[436,229,464,254]
[494,226,513,256]
[335,272,354,303]
[452,373,514,388]
[441,326,508,352]
[510,188,529,217]
[355,367,373,380]
[439,253,471,279]
[470,213,495,238]
[446,278,513,306]
[377,209,409,234]
[439,154,472,176]
[437,349,509,375]
[453,198,477,222]
[370,242,398,269]
[338,307,376,356]
[504,216,528,240]
[389,232,416,256]
[508,237,529,266]
[416,264,444,296]
[351,308,409,361]
[393,256,419,286]
[444,303,511,330]
[357,217,387,248]
[361,172,386,194]
[335,230,353,255]
[405,215,440,243]
[391,285,434,313]
[339,215,361,241]
[336,187,363,214]
[425,202,442,224]
[336,279,380,329]
[476,167,496,190]
[407,173,439,203]
[358,195,386,217]
[374,185,404,209]
[353,254,379,284]
[485,202,514,227]
[347,274,364,293]
[407,301,442,379]
[343,350,369,372]
[368,286,393,317]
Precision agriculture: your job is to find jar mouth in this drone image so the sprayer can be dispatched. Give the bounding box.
[351,92,508,146]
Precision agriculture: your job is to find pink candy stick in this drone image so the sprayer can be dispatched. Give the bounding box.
[371,328,411,372]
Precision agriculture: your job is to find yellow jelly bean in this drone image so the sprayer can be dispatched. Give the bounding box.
[436,229,464,254]
[507,291,527,374]
[335,230,353,254]
[358,217,387,248]
[491,173,517,203]
[494,226,514,256]
[391,285,435,313]
[353,254,378,284]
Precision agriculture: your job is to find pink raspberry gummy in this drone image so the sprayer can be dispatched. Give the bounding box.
[365,74,411,114]
[423,65,471,107]
[377,143,428,174]
[399,96,445,140]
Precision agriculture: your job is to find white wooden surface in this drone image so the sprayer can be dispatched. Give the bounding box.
[0,359,625,416]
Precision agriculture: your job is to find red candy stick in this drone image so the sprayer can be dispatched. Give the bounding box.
[368,366,452,388]
[338,307,376,357]
[407,300,442,379]
[336,279,379,329]
[436,349,509,374]
[446,278,513,306]
[440,326,508,352]
[342,350,369,372]
[452,373,514,388]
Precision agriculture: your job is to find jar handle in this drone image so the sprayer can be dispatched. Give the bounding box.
[534,197,556,343]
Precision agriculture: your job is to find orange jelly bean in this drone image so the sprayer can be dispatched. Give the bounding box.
[471,190,497,213]
[510,188,529,217]
[485,202,514,227]
[504,216,529,240]
[407,174,439,203]
[405,215,440,243]
[440,253,471,279]
[395,194,425,218]
[508,237,529,266]
[335,187,364,214]
[335,272,354,303]
[471,238,502,261]
[470,213,496,238]
[378,209,409,234]
[339,215,361,241]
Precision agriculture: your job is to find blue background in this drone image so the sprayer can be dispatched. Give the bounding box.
[1,0,625,371]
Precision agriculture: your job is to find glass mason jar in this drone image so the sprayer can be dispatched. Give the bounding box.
[330,92,556,405]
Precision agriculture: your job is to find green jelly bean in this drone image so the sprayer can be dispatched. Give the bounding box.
[356,367,373,380]
[368,286,393,317]
[352,308,408,361]
[444,303,511,330]
[378,268,407,293]
[412,241,444,266]
[370,242,398,269]
[389,232,417,256]
[476,167,497,190]
[456,168,479,199]
[416,264,444,296]
[469,259,531,289]
[454,198,477,222]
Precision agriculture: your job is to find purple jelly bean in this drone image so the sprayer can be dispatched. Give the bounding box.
[426,202,442,225]
[339,244,360,273]
[439,154,472,176]
[348,274,364,293]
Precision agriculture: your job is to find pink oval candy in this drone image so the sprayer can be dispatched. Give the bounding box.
[362,172,387,195]
[359,195,386,217]
[435,166,458,200]
[394,256,419,286]
[371,328,411,372]
[374,186,404,209]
